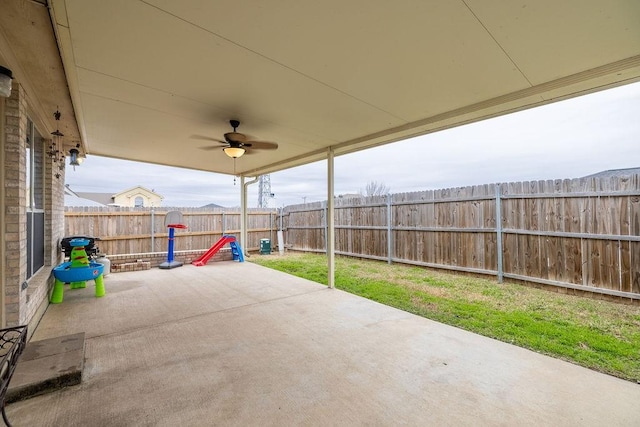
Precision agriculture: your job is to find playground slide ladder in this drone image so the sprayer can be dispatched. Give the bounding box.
[229,240,244,262]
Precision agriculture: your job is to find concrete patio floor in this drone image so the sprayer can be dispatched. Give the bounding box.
[8,261,640,426]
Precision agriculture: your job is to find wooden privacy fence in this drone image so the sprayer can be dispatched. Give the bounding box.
[282,174,640,300]
[64,207,278,255]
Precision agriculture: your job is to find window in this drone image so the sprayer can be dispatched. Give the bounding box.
[26,118,45,279]
[134,196,144,207]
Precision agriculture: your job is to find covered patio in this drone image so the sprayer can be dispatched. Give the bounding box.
[2,2,640,424]
[8,262,640,426]
[2,1,640,331]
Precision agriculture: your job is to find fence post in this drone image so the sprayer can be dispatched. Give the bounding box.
[387,193,393,264]
[270,211,274,250]
[323,200,328,252]
[495,184,504,283]
[150,208,155,252]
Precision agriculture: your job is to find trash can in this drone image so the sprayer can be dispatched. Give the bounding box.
[260,238,271,255]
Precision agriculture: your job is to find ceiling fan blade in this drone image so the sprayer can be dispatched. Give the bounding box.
[198,145,221,151]
[244,140,278,150]
[190,134,226,144]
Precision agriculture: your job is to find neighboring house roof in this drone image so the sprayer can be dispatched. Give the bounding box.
[64,195,105,207]
[582,167,640,179]
[200,203,225,208]
[65,185,110,206]
[75,192,115,206]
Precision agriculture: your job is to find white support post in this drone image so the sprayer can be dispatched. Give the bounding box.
[240,176,248,255]
[327,148,335,289]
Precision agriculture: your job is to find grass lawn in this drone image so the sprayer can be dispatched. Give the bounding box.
[250,253,640,383]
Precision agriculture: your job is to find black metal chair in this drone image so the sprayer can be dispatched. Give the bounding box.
[0,325,28,427]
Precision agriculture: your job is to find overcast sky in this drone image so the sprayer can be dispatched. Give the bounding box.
[66,81,640,208]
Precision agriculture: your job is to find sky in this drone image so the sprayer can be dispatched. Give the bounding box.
[65,81,640,208]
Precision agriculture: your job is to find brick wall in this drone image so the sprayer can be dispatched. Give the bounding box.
[3,83,28,327]
[108,248,233,272]
[1,81,66,331]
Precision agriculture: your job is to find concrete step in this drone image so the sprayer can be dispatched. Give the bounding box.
[6,332,85,403]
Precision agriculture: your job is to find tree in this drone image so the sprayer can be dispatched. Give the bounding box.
[361,181,390,197]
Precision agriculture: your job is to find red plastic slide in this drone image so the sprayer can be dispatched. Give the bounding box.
[191,236,235,266]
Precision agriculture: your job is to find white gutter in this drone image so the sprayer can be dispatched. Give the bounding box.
[240,175,259,256]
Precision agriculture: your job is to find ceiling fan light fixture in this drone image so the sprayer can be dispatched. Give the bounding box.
[223,146,245,158]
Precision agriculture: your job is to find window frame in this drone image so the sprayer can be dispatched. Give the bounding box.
[25,118,45,280]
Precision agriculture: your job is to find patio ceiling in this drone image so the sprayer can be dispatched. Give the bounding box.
[4,1,640,176]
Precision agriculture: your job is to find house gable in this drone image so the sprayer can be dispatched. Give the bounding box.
[112,186,163,207]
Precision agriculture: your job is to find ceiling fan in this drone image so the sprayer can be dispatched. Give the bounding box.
[191,120,278,158]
